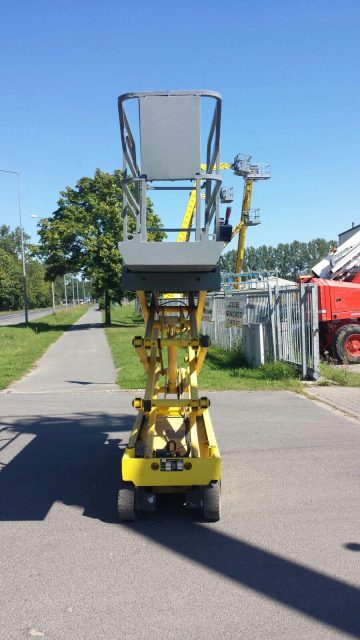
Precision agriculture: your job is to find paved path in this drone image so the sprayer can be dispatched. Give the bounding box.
[1,308,360,640]
[305,385,360,421]
[8,307,118,394]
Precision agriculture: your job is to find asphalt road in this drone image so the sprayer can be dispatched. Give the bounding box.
[0,308,359,640]
[0,307,64,327]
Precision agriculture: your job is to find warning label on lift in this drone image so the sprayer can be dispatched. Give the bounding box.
[160,459,184,471]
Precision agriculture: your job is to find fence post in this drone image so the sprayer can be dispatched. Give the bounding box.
[268,283,277,361]
[275,283,283,361]
[299,283,307,378]
[310,284,320,380]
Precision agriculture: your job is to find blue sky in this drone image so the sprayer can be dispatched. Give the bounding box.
[1,0,359,252]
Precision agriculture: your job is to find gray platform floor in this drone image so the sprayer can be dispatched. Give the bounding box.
[0,308,359,639]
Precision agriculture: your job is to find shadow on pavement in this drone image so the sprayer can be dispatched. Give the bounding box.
[344,542,360,552]
[66,380,115,385]
[123,499,360,637]
[19,321,105,333]
[0,411,359,637]
[0,413,130,522]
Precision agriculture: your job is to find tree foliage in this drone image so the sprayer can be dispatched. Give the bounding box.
[0,225,54,311]
[0,224,24,260]
[0,247,23,310]
[35,169,165,323]
[220,238,336,280]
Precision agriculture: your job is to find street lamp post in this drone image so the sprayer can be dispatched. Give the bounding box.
[64,275,68,308]
[0,169,28,325]
[51,281,56,314]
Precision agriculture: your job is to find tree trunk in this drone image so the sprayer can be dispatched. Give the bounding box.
[104,288,111,325]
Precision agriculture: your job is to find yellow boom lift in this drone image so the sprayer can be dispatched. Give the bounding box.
[177,156,270,275]
[231,154,270,273]
[117,90,231,521]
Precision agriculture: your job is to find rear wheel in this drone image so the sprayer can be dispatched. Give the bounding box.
[333,324,360,364]
[117,483,137,521]
[202,481,221,522]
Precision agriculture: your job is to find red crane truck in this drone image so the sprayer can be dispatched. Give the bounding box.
[301,229,360,364]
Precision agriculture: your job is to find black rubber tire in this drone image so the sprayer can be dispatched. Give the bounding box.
[202,481,221,522]
[333,324,360,364]
[117,483,137,522]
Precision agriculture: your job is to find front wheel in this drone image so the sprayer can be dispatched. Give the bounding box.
[333,324,360,364]
[202,481,221,522]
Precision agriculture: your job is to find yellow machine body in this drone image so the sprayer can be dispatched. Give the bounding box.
[122,291,221,498]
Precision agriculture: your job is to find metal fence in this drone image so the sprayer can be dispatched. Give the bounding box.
[201,283,320,379]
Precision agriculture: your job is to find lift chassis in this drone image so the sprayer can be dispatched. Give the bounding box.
[119,290,221,521]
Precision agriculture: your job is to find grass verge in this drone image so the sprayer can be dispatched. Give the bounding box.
[105,304,303,391]
[319,362,360,387]
[0,305,90,390]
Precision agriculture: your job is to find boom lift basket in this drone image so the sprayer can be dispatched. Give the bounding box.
[118,90,224,292]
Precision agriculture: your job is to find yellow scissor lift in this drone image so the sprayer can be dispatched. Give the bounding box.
[117,90,229,521]
[121,290,221,520]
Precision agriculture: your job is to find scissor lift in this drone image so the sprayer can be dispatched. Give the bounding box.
[117,91,229,521]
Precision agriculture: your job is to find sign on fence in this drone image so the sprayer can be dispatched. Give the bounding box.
[203,298,214,321]
[224,298,245,326]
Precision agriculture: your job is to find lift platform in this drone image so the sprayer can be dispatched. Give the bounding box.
[117,90,229,520]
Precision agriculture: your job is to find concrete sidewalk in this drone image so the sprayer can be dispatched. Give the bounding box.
[1,308,360,640]
[6,307,119,394]
[305,385,360,421]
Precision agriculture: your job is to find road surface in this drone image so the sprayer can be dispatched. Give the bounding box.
[0,307,67,326]
[0,307,359,640]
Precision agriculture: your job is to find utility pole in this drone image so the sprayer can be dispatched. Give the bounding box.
[76,279,79,304]
[0,169,28,325]
[72,278,75,306]
[64,275,68,308]
[52,281,56,314]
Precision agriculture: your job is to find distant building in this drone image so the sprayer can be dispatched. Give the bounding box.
[338,223,360,246]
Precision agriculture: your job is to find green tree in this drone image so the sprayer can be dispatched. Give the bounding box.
[26,261,52,308]
[0,248,23,310]
[0,224,26,259]
[220,238,336,280]
[0,225,57,311]
[219,249,236,272]
[35,169,165,324]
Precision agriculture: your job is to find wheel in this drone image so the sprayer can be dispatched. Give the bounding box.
[117,483,137,521]
[202,481,221,522]
[333,324,360,364]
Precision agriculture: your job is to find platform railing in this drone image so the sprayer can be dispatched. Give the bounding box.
[118,91,223,245]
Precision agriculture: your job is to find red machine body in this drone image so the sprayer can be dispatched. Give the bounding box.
[305,272,360,363]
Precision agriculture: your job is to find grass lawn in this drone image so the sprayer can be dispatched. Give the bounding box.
[105,304,303,391]
[0,305,89,390]
[319,362,360,387]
